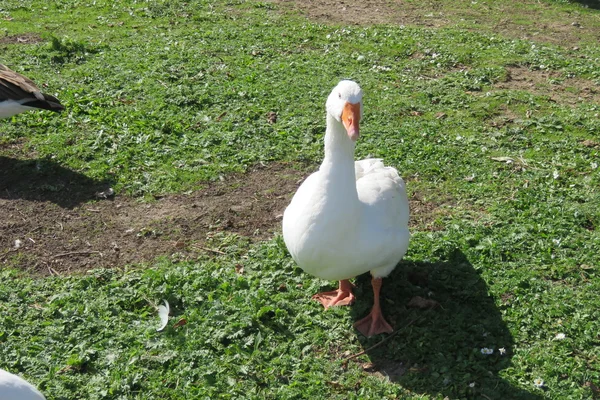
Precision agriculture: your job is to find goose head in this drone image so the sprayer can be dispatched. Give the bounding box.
[326,80,363,142]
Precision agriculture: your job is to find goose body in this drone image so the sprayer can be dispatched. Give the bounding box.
[284,158,409,281]
[0,64,64,118]
[283,80,410,337]
[0,369,46,400]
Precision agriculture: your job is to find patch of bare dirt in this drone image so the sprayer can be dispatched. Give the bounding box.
[494,66,600,106]
[270,0,600,47]
[409,185,454,232]
[0,33,44,45]
[271,0,443,27]
[0,160,446,275]
[491,15,598,47]
[0,162,306,275]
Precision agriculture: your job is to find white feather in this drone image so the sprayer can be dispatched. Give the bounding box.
[156,299,170,332]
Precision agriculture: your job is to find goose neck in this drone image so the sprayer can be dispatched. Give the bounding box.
[323,113,356,169]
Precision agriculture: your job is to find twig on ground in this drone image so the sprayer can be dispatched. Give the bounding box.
[15,206,28,221]
[50,250,103,259]
[201,247,226,255]
[47,265,60,276]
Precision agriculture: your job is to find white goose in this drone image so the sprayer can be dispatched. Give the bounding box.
[283,80,410,337]
[0,64,64,118]
[0,369,46,400]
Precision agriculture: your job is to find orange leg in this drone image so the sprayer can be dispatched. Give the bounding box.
[353,277,393,337]
[312,279,355,309]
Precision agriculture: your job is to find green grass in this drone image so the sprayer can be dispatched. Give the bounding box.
[2,0,600,398]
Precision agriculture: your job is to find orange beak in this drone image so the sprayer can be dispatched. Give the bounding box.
[342,102,361,141]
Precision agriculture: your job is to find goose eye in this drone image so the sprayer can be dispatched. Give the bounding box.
[338,93,341,99]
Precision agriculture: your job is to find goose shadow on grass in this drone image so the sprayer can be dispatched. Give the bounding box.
[350,249,542,400]
[571,0,600,10]
[0,156,114,209]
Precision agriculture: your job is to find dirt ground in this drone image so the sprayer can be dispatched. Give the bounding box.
[0,33,44,45]
[0,162,305,274]
[271,0,600,46]
[495,66,600,105]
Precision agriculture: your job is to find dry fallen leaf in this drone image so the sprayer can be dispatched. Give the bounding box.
[409,365,428,373]
[266,111,277,124]
[581,139,599,148]
[326,381,343,389]
[58,365,76,374]
[407,296,440,309]
[362,362,376,372]
[173,318,187,328]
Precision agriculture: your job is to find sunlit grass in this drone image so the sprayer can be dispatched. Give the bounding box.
[1,0,599,398]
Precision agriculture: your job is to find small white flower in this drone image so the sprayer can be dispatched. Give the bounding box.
[533,378,544,388]
[14,239,23,249]
[481,347,494,355]
[553,170,559,179]
[469,382,476,388]
[326,34,331,39]
[498,347,507,355]
[591,162,598,170]
[357,55,365,61]
[552,238,561,246]
[555,333,566,340]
